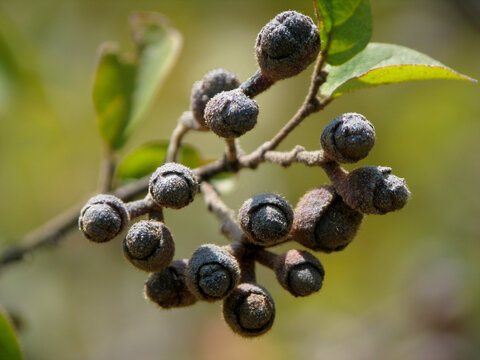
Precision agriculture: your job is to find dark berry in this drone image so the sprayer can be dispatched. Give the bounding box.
[186,244,240,302]
[340,166,410,214]
[79,195,129,243]
[321,113,375,163]
[274,249,324,297]
[144,259,197,309]
[123,220,174,272]
[191,69,240,127]
[291,185,363,252]
[149,163,198,209]
[256,11,320,81]
[239,193,294,246]
[204,89,258,138]
[222,283,275,337]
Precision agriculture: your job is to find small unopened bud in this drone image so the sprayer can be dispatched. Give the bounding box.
[191,69,241,128]
[321,113,375,163]
[341,166,410,215]
[186,245,240,302]
[79,195,129,243]
[149,163,198,209]
[291,185,363,252]
[123,220,174,272]
[144,259,197,309]
[239,193,294,246]
[204,89,258,138]
[223,283,275,337]
[256,11,320,81]
[274,249,325,297]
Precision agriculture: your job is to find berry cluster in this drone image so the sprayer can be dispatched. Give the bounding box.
[79,10,410,337]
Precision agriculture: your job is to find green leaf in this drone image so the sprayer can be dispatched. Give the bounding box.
[0,310,22,360]
[92,44,136,148]
[322,43,476,98]
[93,12,182,150]
[315,0,372,65]
[313,0,332,52]
[125,13,182,140]
[117,142,202,180]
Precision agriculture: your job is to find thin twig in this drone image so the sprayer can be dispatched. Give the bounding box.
[0,203,83,268]
[0,49,334,271]
[239,249,256,283]
[263,146,332,167]
[254,248,277,270]
[200,181,244,243]
[166,122,189,163]
[224,242,245,259]
[127,198,155,219]
[148,206,164,222]
[225,138,238,165]
[98,146,116,193]
[240,70,275,98]
[0,144,338,270]
[0,162,227,269]
[240,57,331,168]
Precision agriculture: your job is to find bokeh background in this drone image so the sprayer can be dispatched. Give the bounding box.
[0,0,479,359]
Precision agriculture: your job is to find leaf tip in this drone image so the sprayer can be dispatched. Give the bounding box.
[128,11,183,51]
[95,42,119,66]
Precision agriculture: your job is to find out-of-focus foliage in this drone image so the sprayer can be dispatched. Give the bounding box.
[117,142,202,180]
[93,12,182,150]
[0,309,22,360]
[0,0,478,359]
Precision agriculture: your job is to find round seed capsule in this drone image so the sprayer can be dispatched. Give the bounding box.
[204,89,259,138]
[256,11,320,81]
[79,194,129,243]
[274,249,325,297]
[321,113,376,163]
[123,220,174,272]
[149,163,198,209]
[186,244,240,302]
[144,259,197,309]
[238,193,294,246]
[341,166,410,215]
[291,185,363,253]
[191,69,241,128]
[223,283,275,337]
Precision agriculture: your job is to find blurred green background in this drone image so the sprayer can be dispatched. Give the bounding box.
[0,0,479,359]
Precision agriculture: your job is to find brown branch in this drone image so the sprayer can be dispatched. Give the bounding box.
[240,70,275,98]
[254,248,277,270]
[0,50,334,271]
[263,146,332,167]
[225,138,238,165]
[224,242,245,259]
[239,249,256,283]
[126,197,155,219]
[0,203,82,268]
[0,162,227,270]
[200,181,244,243]
[148,206,164,222]
[98,146,116,193]
[0,145,335,270]
[240,57,331,168]
[167,111,210,164]
[166,122,189,163]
